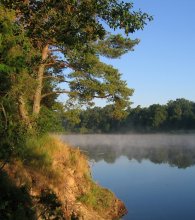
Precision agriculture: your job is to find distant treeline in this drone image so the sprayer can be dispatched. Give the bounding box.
[63,98,195,133]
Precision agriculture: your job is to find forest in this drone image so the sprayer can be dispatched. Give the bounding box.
[64,98,195,133]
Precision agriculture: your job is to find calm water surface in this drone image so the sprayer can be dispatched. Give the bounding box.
[61,134,195,220]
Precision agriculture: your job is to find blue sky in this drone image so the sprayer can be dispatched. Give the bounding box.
[101,0,195,107]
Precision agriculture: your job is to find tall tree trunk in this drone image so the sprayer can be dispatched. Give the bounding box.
[18,95,32,128]
[33,45,49,115]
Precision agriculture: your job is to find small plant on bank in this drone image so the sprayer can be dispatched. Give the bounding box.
[78,182,114,211]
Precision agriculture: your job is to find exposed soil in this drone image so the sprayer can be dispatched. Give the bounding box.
[4,137,127,219]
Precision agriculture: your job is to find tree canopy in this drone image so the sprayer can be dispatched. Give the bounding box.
[0,0,152,132]
[64,99,195,133]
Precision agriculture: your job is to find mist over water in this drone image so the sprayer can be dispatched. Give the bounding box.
[61,134,195,148]
[61,134,195,168]
[61,134,195,220]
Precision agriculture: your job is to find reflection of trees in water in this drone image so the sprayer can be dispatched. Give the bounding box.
[62,134,195,168]
[80,145,195,169]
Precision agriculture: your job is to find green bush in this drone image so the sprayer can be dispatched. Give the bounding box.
[36,106,64,134]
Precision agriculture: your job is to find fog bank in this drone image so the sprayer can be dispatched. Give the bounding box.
[60,134,195,149]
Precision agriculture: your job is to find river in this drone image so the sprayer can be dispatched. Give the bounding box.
[61,134,195,220]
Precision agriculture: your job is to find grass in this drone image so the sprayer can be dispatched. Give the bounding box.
[77,180,114,211]
[22,135,115,212]
[1,134,120,219]
[20,135,53,170]
[16,134,89,181]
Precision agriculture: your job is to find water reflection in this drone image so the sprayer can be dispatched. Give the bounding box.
[61,134,195,220]
[61,134,195,168]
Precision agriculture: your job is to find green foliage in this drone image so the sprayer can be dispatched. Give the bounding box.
[0,5,37,75]
[147,104,167,129]
[167,99,195,129]
[36,106,64,134]
[64,105,120,133]
[78,183,114,211]
[19,135,53,171]
[64,99,195,133]
[0,4,38,131]
[95,34,140,58]
[0,96,28,163]
[1,0,152,42]
[1,0,152,124]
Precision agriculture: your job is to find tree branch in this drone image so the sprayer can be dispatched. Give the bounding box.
[93,94,112,98]
[44,61,73,69]
[0,103,8,130]
[44,62,57,67]
[41,90,72,99]
[50,48,65,53]
[43,75,70,83]
[0,162,7,171]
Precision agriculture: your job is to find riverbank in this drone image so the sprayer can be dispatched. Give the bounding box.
[1,135,126,219]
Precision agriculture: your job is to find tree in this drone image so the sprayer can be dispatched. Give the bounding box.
[0,5,37,163]
[75,105,120,133]
[167,99,195,129]
[1,0,152,129]
[0,5,38,129]
[147,104,167,129]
